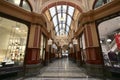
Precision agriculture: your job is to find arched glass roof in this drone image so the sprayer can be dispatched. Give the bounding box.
[49,5,75,36]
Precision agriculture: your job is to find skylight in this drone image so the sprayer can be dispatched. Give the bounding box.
[49,5,75,36]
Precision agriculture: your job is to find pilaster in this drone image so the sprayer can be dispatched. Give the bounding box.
[25,24,42,76]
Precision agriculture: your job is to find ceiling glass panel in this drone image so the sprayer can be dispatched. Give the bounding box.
[67,15,72,26]
[63,5,67,13]
[55,26,59,32]
[66,32,68,35]
[63,24,65,29]
[66,26,69,32]
[62,13,66,23]
[59,24,62,29]
[49,5,75,36]
[49,7,56,17]
[52,16,57,26]
[57,5,61,13]
[68,6,74,16]
[58,14,61,22]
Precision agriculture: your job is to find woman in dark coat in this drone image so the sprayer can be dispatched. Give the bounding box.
[108,51,118,66]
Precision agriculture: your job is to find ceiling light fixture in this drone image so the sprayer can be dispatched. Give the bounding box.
[60,17,65,21]
[16,27,19,30]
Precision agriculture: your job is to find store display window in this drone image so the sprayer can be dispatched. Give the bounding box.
[98,16,120,68]
[0,17,28,67]
[79,33,86,63]
[40,34,47,61]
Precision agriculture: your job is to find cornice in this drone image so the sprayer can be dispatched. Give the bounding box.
[0,0,47,27]
[75,0,120,37]
[78,0,120,26]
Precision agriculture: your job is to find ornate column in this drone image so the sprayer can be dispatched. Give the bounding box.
[73,38,78,63]
[25,24,41,76]
[48,39,52,63]
[84,22,104,77]
[75,38,82,66]
[84,23,103,64]
[45,38,49,65]
[69,43,74,61]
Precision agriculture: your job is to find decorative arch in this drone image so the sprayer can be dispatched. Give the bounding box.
[41,1,83,13]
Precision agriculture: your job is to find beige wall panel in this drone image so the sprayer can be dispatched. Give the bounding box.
[90,23,99,47]
[28,25,36,47]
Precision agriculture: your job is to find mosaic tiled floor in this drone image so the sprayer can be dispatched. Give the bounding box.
[22,58,105,80]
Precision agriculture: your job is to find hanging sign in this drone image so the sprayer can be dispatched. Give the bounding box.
[115,34,120,50]
[73,38,78,45]
[48,39,52,45]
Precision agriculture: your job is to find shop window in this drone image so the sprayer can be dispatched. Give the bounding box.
[5,0,32,11]
[40,34,47,62]
[98,16,120,68]
[93,0,112,9]
[0,17,28,67]
[79,33,86,64]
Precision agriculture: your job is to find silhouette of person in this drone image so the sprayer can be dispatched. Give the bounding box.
[108,51,118,66]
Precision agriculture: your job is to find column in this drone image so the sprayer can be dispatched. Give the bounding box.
[76,38,82,66]
[84,22,104,77]
[45,38,49,65]
[25,24,41,76]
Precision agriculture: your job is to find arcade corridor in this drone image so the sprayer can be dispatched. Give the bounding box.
[0,0,120,80]
[17,58,104,80]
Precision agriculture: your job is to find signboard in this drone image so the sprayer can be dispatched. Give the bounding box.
[48,39,52,45]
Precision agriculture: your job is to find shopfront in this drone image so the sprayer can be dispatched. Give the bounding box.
[98,15,120,74]
[0,16,29,79]
[0,16,28,67]
[40,33,47,64]
[79,33,86,65]
[0,0,32,77]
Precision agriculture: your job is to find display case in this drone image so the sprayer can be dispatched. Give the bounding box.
[5,37,26,65]
[0,17,28,67]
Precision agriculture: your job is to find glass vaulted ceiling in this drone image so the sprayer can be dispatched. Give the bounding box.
[49,5,75,36]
